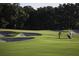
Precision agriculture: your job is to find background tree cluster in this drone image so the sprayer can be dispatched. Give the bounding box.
[0,3,79,30]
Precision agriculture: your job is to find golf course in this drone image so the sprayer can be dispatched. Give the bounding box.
[0,29,79,56]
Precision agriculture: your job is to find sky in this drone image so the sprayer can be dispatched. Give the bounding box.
[20,3,60,9]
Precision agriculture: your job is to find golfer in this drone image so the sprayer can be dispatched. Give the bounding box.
[58,31,62,39]
[67,31,72,39]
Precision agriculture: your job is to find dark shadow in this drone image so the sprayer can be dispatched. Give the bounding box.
[0,31,42,36]
[23,32,42,36]
[0,31,41,42]
[1,37,34,42]
[0,31,16,36]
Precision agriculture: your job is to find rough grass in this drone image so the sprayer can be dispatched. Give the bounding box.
[0,29,79,56]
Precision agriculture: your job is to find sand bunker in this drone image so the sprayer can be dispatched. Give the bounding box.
[0,31,42,42]
[15,33,26,37]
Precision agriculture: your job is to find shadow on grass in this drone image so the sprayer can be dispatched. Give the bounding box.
[0,31,17,37]
[23,32,42,36]
[0,31,42,42]
[0,31,42,36]
[1,37,34,42]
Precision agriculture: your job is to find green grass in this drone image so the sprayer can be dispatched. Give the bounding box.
[0,29,79,56]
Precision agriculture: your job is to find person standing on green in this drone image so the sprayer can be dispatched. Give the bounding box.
[58,31,62,39]
[67,31,72,39]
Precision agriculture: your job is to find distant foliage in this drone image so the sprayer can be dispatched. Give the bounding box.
[0,3,79,30]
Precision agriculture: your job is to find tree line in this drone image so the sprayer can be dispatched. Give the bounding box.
[0,3,79,30]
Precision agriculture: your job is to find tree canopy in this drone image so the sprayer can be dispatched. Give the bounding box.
[0,3,79,30]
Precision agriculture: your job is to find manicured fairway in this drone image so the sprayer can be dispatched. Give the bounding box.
[0,29,79,56]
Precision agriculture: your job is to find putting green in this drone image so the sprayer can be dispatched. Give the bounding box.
[0,29,79,56]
